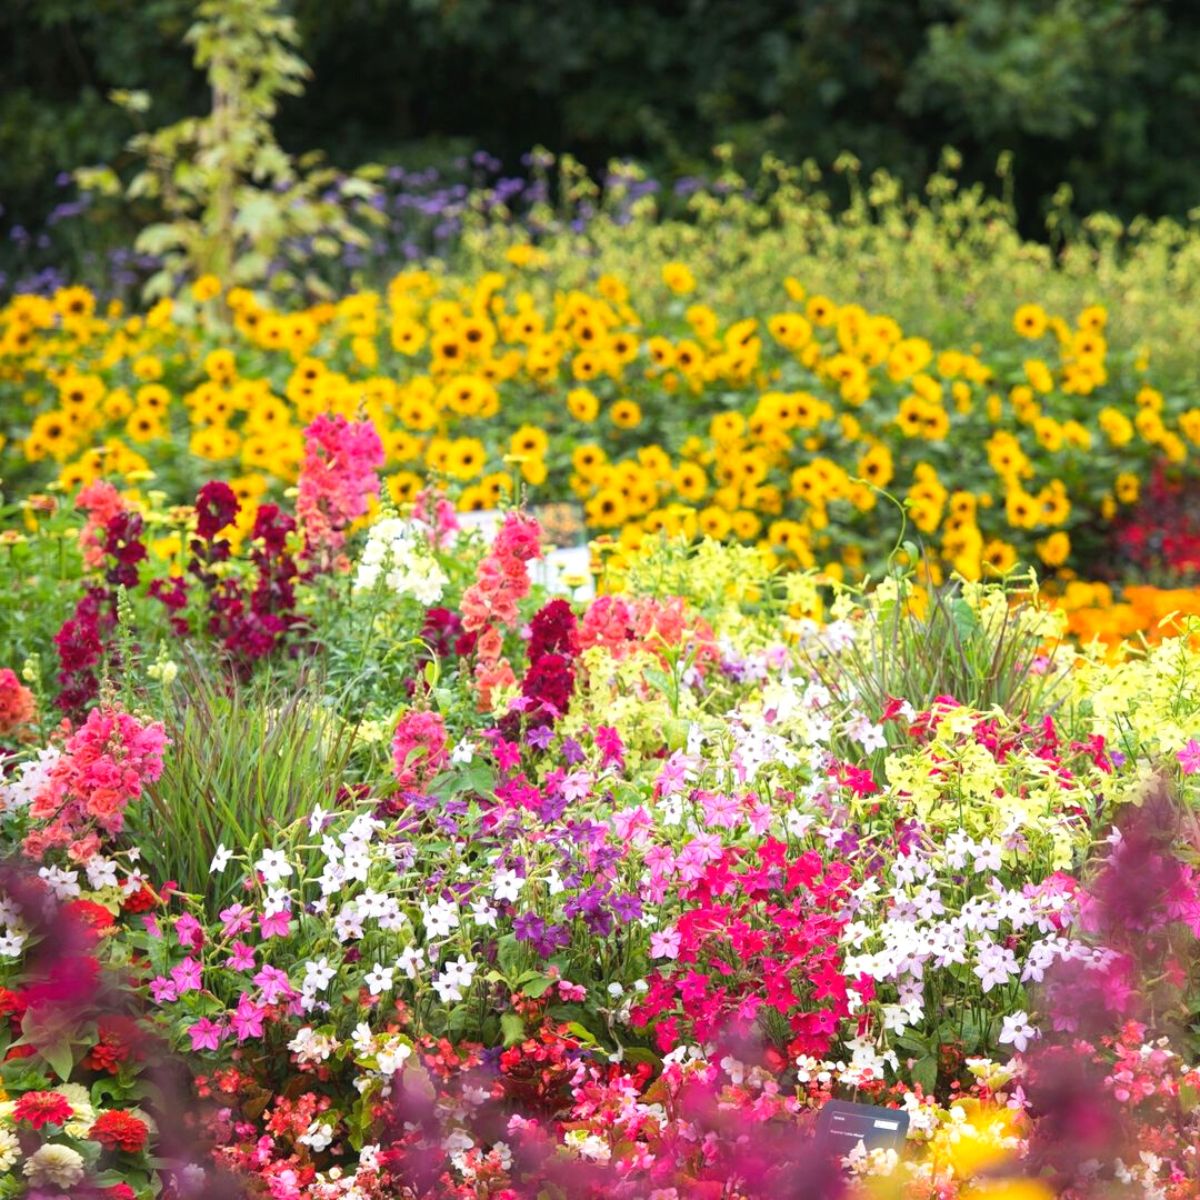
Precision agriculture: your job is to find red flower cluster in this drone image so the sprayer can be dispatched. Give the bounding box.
[0,666,35,735]
[520,599,579,724]
[90,1108,150,1153]
[12,1089,74,1130]
[632,839,860,1059]
[188,483,304,667]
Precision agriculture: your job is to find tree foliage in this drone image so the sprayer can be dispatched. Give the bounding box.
[3,0,1200,235]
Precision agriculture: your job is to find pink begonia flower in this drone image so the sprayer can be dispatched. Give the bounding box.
[1177,738,1200,775]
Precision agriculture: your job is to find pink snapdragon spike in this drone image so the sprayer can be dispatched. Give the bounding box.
[391,709,449,790]
[76,478,126,569]
[411,485,461,549]
[24,704,167,863]
[461,512,543,708]
[296,413,384,562]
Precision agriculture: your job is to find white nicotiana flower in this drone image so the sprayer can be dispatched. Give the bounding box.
[303,957,336,993]
[85,855,119,890]
[421,898,460,940]
[38,866,80,900]
[363,963,394,996]
[492,869,522,904]
[396,944,425,979]
[998,1010,1039,1053]
[254,848,292,885]
[210,843,233,874]
[431,955,477,1003]
[0,746,60,812]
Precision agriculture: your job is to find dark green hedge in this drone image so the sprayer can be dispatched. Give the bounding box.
[5,0,1200,231]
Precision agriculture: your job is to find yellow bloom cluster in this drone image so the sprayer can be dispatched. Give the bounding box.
[0,266,1191,582]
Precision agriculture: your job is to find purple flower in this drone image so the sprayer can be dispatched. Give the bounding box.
[527,724,554,750]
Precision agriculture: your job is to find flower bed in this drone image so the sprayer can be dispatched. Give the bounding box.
[3,254,1199,588]
[0,414,1199,1196]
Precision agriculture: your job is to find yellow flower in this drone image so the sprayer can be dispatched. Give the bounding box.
[191,274,222,302]
[1013,303,1048,338]
[510,425,549,459]
[586,488,628,528]
[567,388,599,422]
[856,445,894,489]
[806,294,837,326]
[1036,531,1070,567]
[505,244,547,268]
[697,506,732,539]
[610,399,642,429]
[661,262,696,295]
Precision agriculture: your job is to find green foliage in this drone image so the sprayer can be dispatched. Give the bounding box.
[810,567,1067,720]
[130,660,357,902]
[6,0,1200,246]
[75,0,381,297]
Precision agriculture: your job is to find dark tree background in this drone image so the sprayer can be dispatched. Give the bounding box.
[4,0,1200,231]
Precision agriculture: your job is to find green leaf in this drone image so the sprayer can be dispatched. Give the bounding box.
[520,975,554,999]
[910,1054,938,1093]
[500,1012,525,1047]
[40,1040,75,1083]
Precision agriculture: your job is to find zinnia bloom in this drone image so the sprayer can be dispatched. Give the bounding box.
[13,1089,74,1129]
[90,1108,150,1153]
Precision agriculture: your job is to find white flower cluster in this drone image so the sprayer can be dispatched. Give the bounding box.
[0,746,60,811]
[840,840,1106,1048]
[354,517,447,604]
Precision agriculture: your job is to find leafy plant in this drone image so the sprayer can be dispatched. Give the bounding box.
[811,566,1066,720]
[130,659,358,901]
[76,0,381,298]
